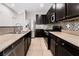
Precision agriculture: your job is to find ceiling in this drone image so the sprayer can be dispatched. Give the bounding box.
[5,3,52,14]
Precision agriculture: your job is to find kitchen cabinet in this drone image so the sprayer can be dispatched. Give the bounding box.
[24,31,31,55]
[0,31,31,56]
[47,3,66,22]
[35,29,44,37]
[50,36,56,55]
[44,31,50,49]
[61,40,79,56]
[47,3,56,23]
[24,37,28,55]
[49,33,79,56]
[14,39,24,56]
[36,15,40,24]
[8,51,16,56]
[3,38,24,56]
[56,3,66,21]
[27,38,31,49]
[67,3,79,18]
[36,15,48,24]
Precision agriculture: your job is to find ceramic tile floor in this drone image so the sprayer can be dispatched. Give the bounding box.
[26,37,53,56]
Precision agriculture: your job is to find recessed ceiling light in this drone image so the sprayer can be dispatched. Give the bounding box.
[11,3,15,7]
[18,9,24,14]
[56,4,64,9]
[18,12,22,14]
[40,4,44,8]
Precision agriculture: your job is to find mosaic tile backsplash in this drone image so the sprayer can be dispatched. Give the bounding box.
[62,22,79,31]
[53,17,79,31]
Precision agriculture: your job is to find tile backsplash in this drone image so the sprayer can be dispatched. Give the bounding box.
[53,17,79,31]
[0,26,23,35]
[35,24,53,30]
[61,22,79,31]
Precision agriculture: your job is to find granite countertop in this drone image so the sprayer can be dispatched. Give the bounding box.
[0,30,31,53]
[50,32,79,48]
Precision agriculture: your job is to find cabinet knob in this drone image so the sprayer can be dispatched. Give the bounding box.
[12,45,14,48]
[62,43,65,46]
[56,43,58,45]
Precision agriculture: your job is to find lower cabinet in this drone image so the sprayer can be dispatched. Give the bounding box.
[61,46,73,56]
[49,33,79,56]
[50,38,56,55]
[24,37,28,55]
[14,39,24,56]
[24,31,31,55]
[4,39,24,56]
[6,49,16,56]
[2,31,31,56]
[8,52,16,56]
[35,29,44,37]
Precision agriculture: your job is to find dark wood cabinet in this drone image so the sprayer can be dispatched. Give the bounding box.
[56,3,66,21]
[67,3,79,18]
[35,29,44,37]
[61,40,79,56]
[47,4,56,23]
[36,15,40,24]
[47,3,66,22]
[36,14,48,24]
[46,3,79,22]
[50,37,56,55]
[49,33,79,56]
[0,31,31,56]
[24,31,31,55]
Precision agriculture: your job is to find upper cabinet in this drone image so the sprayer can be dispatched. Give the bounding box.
[47,3,66,23]
[67,3,79,18]
[56,3,66,21]
[36,3,79,24]
[47,3,56,23]
[36,14,48,24]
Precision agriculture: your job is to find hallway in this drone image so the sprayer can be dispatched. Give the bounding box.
[26,37,52,56]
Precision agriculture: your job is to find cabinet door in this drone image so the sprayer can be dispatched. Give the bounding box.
[36,15,48,24]
[14,39,24,56]
[55,44,62,56]
[47,4,56,23]
[36,15,40,24]
[42,15,48,24]
[67,3,79,18]
[8,52,15,56]
[27,32,31,49]
[61,41,73,56]
[50,38,56,55]
[56,3,65,21]
[62,47,73,56]
[24,37,28,55]
[27,38,31,48]
[5,49,16,56]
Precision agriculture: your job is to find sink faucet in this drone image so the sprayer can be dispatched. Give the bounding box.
[15,23,23,34]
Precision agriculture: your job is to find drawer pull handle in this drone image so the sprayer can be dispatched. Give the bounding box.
[12,45,13,48]
[56,43,58,45]
[62,43,65,45]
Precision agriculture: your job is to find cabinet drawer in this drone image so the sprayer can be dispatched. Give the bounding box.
[61,40,79,56]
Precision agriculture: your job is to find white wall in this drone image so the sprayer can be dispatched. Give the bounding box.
[15,11,31,31]
[0,4,16,26]
[0,4,30,31]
